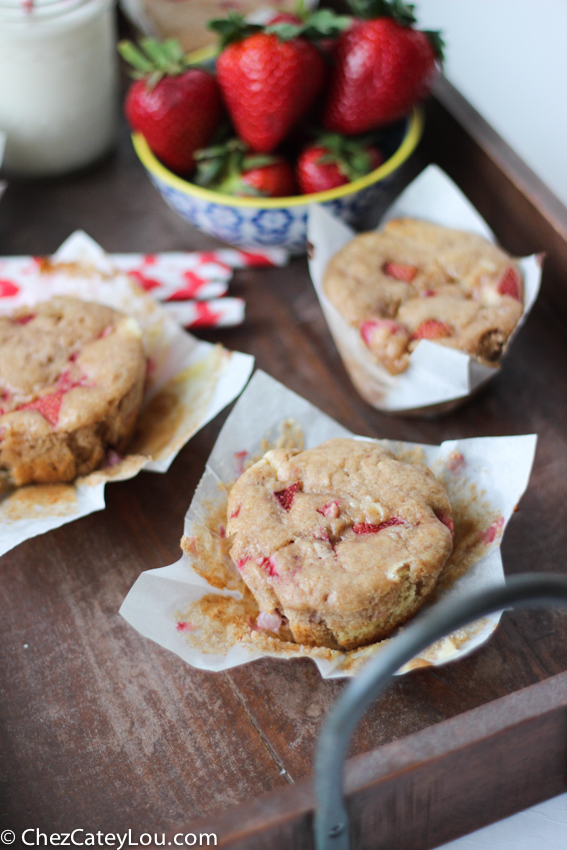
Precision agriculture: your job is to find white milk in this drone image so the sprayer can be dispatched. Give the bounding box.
[0,0,119,178]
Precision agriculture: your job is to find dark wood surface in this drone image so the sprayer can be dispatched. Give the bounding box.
[1,78,567,845]
[174,670,567,849]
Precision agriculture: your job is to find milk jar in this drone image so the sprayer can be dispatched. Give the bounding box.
[0,0,119,178]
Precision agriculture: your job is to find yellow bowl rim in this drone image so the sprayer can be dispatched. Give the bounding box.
[132,107,423,210]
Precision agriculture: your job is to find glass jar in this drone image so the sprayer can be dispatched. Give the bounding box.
[0,0,119,178]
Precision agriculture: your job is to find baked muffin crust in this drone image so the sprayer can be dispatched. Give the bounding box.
[323,218,523,374]
[227,438,453,650]
[0,296,146,485]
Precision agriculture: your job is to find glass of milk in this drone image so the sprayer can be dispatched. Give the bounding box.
[0,0,119,178]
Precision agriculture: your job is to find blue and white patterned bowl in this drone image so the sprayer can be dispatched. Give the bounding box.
[132,109,423,255]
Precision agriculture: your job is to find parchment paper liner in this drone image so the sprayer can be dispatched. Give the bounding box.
[120,371,537,678]
[307,165,542,416]
[0,232,254,557]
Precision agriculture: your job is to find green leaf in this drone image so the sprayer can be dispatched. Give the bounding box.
[242,154,278,170]
[194,158,226,187]
[423,30,445,61]
[347,0,416,25]
[117,41,155,75]
[317,152,339,166]
[294,0,308,20]
[264,22,304,41]
[140,38,173,72]
[194,144,230,161]
[300,8,352,39]
[207,12,261,47]
[391,0,416,25]
[118,37,190,79]
[161,39,186,67]
[347,0,388,20]
[311,130,378,182]
[236,183,264,197]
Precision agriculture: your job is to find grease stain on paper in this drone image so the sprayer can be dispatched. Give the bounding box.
[0,483,78,523]
[130,345,227,462]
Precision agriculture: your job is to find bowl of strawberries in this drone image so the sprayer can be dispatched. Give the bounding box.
[121,1,441,253]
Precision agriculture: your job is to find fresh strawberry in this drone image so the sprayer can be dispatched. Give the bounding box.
[209,11,350,152]
[323,0,443,135]
[411,319,453,341]
[242,159,296,197]
[296,133,383,194]
[194,138,295,197]
[119,38,222,174]
[214,32,324,153]
[268,12,303,25]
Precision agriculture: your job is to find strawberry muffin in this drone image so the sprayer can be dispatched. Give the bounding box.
[227,438,453,650]
[323,218,523,375]
[0,296,146,486]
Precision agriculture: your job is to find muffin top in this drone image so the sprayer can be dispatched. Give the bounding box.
[227,438,453,617]
[323,218,523,374]
[0,296,145,432]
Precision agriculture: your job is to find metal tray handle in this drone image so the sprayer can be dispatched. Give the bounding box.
[314,573,567,850]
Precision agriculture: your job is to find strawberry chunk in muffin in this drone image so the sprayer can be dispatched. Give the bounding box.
[0,296,146,485]
[227,438,453,650]
[323,218,524,374]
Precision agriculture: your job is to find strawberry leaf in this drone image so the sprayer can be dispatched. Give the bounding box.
[299,8,352,40]
[266,9,352,41]
[208,12,262,47]
[347,0,416,25]
[194,158,226,187]
[423,29,445,61]
[118,37,191,81]
[118,41,155,75]
[161,38,186,66]
[242,154,279,169]
[264,21,304,40]
[140,38,174,72]
[211,7,351,46]
[312,131,378,181]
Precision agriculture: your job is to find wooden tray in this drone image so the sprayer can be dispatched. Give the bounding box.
[1,76,567,849]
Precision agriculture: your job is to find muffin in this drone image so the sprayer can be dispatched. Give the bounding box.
[227,438,453,650]
[0,296,146,486]
[323,218,523,375]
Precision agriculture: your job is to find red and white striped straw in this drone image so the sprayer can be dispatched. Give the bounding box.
[162,298,245,329]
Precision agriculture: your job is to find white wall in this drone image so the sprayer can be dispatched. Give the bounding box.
[416,0,567,207]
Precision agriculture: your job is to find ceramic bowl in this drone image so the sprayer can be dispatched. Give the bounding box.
[132,109,423,254]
